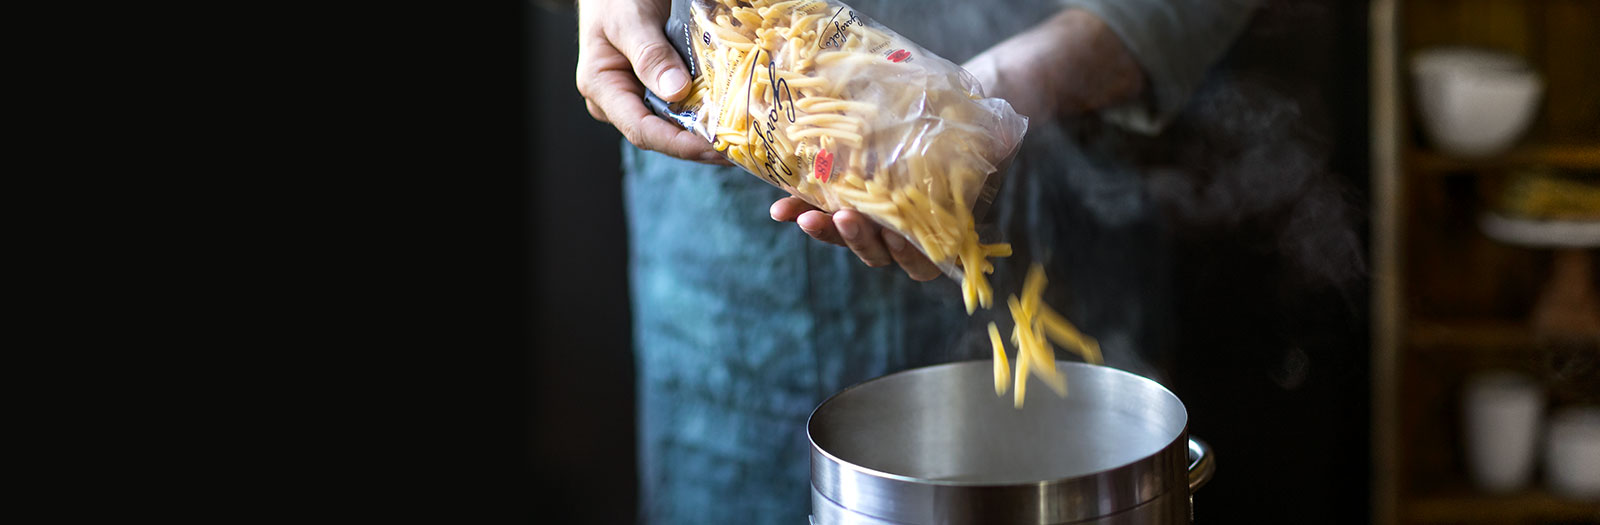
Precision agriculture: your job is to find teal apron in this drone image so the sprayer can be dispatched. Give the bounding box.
[624,1,1172,522]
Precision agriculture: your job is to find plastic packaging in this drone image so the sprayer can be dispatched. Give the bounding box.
[646,0,1028,311]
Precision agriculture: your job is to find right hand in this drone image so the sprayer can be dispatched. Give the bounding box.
[576,0,726,164]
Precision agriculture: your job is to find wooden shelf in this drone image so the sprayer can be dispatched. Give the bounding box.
[1408,145,1600,173]
[1374,0,1600,522]
[1401,487,1600,523]
[1408,318,1535,350]
[1407,318,1600,351]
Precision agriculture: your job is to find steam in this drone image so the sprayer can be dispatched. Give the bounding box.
[839,1,1370,384]
[1147,73,1367,299]
[859,0,1369,301]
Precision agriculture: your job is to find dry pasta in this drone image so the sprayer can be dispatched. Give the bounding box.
[648,0,1028,313]
[649,1,1098,408]
[993,263,1105,407]
[987,322,1009,397]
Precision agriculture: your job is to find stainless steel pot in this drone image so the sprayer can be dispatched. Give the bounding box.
[808,361,1214,524]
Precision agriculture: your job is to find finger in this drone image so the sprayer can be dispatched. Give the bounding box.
[586,100,608,123]
[609,18,693,102]
[796,210,846,247]
[834,210,892,267]
[770,197,816,222]
[882,230,942,281]
[697,151,733,166]
[589,68,719,160]
[629,120,715,160]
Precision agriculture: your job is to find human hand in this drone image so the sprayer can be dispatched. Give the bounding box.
[769,197,944,281]
[575,0,727,164]
[962,9,1145,123]
[769,10,1144,279]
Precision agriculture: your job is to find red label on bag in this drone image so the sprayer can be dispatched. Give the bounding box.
[813,148,834,182]
[887,49,910,62]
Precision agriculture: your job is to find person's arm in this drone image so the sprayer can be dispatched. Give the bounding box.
[1059,0,1261,134]
[962,8,1147,124]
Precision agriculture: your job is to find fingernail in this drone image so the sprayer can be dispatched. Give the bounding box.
[658,68,689,95]
[884,233,905,252]
[837,219,859,240]
[699,151,724,163]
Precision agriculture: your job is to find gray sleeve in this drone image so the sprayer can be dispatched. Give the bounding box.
[1059,0,1261,134]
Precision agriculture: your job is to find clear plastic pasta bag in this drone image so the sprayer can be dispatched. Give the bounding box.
[645,0,1028,312]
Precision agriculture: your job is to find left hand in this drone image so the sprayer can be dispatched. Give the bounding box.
[770,9,1145,281]
[769,197,943,281]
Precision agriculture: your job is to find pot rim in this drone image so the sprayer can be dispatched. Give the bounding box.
[806,361,1195,523]
[806,360,1189,487]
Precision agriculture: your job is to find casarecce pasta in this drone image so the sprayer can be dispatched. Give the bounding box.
[991,264,1105,407]
[659,0,1097,407]
[665,0,1025,313]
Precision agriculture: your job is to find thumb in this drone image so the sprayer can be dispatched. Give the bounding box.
[612,23,693,102]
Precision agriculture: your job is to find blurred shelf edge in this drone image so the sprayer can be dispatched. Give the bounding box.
[1407,318,1533,349]
[1408,144,1600,173]
[1401,487,1600,523]
[1407,318,1600,351]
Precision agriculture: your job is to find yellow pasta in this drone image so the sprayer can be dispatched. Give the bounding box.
[1040,306,1104,364]
[664,0,1025,315]
[992,263,1105,407]
[1013,342,1029,409]
[659,1,1108,409]
[987,322,1009,397]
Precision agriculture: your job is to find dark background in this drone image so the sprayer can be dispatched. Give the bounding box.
[528,3,640,524]
[528,1,1371,523]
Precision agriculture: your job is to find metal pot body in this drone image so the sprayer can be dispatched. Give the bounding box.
[808,362,1212,525]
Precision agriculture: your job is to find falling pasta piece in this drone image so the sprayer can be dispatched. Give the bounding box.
[1009,294,1066,400]
[1013,270,1057,378]
[1013,344,1030,409]
[1020,263,1047,313]
[987,322,1009,397]
[1002,263,1101,407]
[1082,338,1103,365]
[983,243,1013,257]
[1039,304,1104,365]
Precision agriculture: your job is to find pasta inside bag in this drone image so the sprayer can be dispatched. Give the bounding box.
[646,0,1028,312]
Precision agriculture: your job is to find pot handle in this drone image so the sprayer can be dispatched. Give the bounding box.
[1187,436,1215,492]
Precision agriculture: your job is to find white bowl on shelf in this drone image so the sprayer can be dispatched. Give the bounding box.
[1410,47,1544,158]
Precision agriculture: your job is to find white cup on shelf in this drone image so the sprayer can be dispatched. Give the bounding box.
[1463,371,1544,493]
[1409,47,1544,158]
[1545,406,1600,501]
